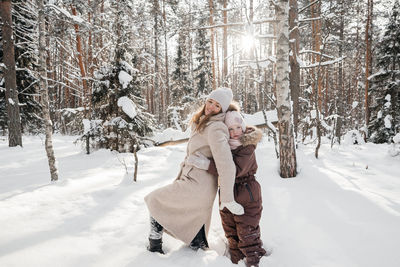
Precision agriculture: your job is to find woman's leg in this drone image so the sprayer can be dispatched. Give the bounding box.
[189,225,209,250]
[147,216,164,254]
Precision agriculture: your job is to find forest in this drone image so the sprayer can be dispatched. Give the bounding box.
[1,0,400,177]
[1,1,400,267]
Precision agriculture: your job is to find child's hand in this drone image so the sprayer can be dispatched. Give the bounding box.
[220,201,244,215]
[186,151,210,170]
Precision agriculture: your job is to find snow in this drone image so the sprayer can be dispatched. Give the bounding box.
[385,94,391,108]
[393,133,400,143]
[384,114,392,128]
[8,98,15,105]
[1,135,400,267]
[311,109,317,119]
[243,110,278,126]
[152,128,190,144]
[117,96,137,119]
[118,71,133,89]
[47,4,85,24]
[83,119,91,134]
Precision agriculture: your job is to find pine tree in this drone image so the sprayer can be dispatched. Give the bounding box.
[168,31,193,130]
[88,1,154,153]
[368,0,400,143]
[0,0,42,134]
[194,17,212,97]
[0,0,22,146]
[13,0,42,132]
[171,40,193,103]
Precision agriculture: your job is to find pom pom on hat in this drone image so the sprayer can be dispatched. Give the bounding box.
[207,87,233,113]
[225,111,246,132]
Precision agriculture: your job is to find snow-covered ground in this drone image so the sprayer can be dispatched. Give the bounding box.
[1,134,400,267]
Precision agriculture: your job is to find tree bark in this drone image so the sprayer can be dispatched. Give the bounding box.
[275,0,297,178]
[0,0,22,147]
[70,5,89,115]
[222,0,228,84]
[208,0,217,90]
[364,0,373,133]
[153,0,160,119]
[162,0,170,106]
[289,0,300,139]
[37,0,59,181]
[335,0,345,144]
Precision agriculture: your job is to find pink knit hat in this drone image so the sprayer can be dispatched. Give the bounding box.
[225,111,246,131]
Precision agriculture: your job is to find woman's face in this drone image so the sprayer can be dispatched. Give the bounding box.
[228,124,244,140]
[205,99,222,115]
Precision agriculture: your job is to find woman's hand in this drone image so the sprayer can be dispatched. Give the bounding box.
[186,151,210,170]
[220,201,244,215]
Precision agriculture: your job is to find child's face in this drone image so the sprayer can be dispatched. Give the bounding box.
[228,124,244,140]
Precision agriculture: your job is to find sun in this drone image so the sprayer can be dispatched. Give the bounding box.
[240,33,256,52]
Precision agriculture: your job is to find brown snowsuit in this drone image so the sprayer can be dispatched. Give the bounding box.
[208,126,266,266]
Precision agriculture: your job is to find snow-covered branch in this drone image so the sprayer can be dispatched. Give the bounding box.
[301,56,346,69]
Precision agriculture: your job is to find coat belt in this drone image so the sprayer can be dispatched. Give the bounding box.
[235,175,256,184]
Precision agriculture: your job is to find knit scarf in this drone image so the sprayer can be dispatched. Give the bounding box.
[228,138,242,150]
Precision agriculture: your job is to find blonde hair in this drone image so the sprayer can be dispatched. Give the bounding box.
[190,101,240,132]
[190,105,214,132]
[226,101,240,112]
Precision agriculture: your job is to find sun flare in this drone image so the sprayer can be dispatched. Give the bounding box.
[240,34,256,52]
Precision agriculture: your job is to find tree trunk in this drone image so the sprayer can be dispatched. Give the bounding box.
[364,0,373,134]
[162,0,170,106]
[275,0,297,178]
[37,0,59,181]
[222,0,228,85]
[153,0,160,120]
[70,5,89,115]
[335,0,345,144]
[0,0,22,147]
[289,0,300,139]
[208,0,217,90]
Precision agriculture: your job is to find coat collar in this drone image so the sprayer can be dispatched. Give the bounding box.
[239,126,263,146]
[190,112,226,137]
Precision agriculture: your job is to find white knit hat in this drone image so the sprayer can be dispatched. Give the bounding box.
[225,111,246,132]
[206,87,233,113]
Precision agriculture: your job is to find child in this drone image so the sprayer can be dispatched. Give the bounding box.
[188,110,266,267]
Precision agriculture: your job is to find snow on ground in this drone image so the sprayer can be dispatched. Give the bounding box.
[0,134,400,267]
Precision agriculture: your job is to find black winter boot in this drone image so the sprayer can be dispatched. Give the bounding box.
[147,217,165,254]
[147,238,165,254]
[189,225,209,251]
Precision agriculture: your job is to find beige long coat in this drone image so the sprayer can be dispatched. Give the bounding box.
[144,113,236,244]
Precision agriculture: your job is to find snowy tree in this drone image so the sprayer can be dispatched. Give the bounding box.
[12,0,42,133]
[0,0,41,134]
[36,0,58,181]
[368,0,400,143]
[275,0,297,177]
[194,17,212,97]
[89,1,154,153]
[0,0,22,146]
[91,53,154,152]
[168,28,194,130]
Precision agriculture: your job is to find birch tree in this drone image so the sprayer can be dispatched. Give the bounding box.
[275,0,297,178]
[36,0,58,181]
[0,0,22,147]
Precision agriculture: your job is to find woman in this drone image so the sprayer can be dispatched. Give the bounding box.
[144,87,244,254]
